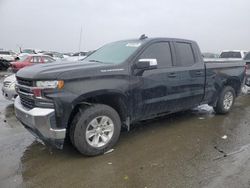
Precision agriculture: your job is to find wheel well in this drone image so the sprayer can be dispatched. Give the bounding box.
[224,78,241,96]
[67,94,128,129]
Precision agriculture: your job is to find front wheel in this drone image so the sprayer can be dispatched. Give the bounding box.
[214,86,236,114]
[70,104,121,156]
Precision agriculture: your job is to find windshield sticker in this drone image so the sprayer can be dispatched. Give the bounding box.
[126,43,141,47]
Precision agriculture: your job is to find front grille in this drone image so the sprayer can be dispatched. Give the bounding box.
[20,95,35,109]
[3,81,11,87]
[16,78,35,109]
[16,78,53,109]
[17,78,33,87]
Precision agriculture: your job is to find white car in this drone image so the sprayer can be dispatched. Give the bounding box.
[0,50,17,61]
[2,74,17,101]
[66,52,87,61]
[219,50,248,60]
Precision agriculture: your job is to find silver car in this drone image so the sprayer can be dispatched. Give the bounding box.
[2,74,17,101]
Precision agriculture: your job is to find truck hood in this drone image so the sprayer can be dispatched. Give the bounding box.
[16,60,118,80]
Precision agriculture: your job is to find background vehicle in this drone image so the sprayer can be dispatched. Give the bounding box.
[203,52,220,62]
[66,51,87,61]
[202,52,219,59]
[11,54,55,72]
[2,74,17,101]
[0,50,17,70]
[0,59,11,70]
[42,51,64,60]
[14,37,246,156]
[20,49,42,54]
[0,50,17,61]
[219,50,248,59]
[18,48,43,58]
[242,52,250,93]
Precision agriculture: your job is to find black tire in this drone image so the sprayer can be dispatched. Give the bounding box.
[70,104,121,156]
[214,86,236,114]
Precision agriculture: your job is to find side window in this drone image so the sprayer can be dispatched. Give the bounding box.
[175,42,195,66]
[30,57,34,63]
[38,56,43,63]
[139,42,172,68]
[31,57,40,63]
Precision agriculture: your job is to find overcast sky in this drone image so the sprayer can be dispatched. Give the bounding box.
[0,0,250,53]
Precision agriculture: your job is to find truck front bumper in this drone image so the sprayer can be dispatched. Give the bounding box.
[14,96,66,149]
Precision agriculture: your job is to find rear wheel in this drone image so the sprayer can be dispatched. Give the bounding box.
[70,104,121,156]
[214,86,235,114]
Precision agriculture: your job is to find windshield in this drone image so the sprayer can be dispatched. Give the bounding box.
[22,49,35,54]
[220,52,242,58]
[85,40,143,64]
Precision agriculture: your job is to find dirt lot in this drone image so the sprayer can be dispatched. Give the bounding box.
[1,72,250,188]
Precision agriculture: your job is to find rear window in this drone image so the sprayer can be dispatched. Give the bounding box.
[220,52,241,58]
[175,42,195,66]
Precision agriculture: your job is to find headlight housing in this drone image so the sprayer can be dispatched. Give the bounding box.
[9,82,16,89]
[36,80,64,89]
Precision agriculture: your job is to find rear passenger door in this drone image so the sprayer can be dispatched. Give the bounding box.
[172,42,205,109]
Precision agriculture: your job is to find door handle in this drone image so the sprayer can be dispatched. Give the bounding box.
[168,73,176,78]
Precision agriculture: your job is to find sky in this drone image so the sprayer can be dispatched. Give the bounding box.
[0,0,250,53]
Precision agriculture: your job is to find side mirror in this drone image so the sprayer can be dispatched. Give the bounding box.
[136,59,158,70]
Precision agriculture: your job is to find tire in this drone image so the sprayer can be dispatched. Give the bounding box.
[214,86,236,114]
[70,104,121,156]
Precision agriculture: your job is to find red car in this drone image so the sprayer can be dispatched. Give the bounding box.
[11,55,55,72]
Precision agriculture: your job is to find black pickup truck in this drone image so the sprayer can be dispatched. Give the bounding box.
[14,37,246,156]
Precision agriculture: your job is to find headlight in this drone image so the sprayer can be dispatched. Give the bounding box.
[9,82,16,89]
[36,80,64,89]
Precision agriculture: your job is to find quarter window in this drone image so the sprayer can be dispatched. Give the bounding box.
[139,42,172,68]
